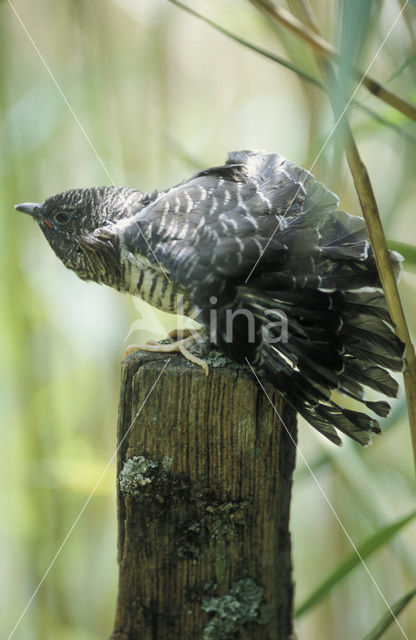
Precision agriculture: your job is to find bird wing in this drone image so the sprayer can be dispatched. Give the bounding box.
[120,150,404,446]
[121,150,338,294]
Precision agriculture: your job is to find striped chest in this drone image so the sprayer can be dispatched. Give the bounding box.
[120,248,194,316]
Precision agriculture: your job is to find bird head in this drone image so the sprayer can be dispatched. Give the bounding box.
[15,186,133,286]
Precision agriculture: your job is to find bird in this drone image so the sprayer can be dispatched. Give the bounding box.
[15,150,405,446]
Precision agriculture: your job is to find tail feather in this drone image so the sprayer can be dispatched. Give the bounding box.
[212,151,405,446]
[297,405,343,446]
[341,322,404,371]
[224,279,404,446]
[297,400,379,446]
[345,342,403,373]
[342,315,403,353]
[343,363,400,398]
[365,400,392,418]
[337,291,393,324]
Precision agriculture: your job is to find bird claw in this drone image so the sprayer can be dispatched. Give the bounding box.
[124,334,209,376]
[167,328,193,341]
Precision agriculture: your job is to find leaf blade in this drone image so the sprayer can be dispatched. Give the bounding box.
[362,588,416,640]
[169,0,416,144]
[388,241,416,269]
[386,52,416,84]
[295,511,416,618]
[168,0,324,88]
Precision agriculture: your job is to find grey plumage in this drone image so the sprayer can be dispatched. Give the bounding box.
[15,150,404,446]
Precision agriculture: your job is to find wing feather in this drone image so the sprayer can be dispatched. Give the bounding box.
[119,150,403,445]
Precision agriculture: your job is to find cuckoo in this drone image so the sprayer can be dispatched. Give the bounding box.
[15,150,404,446]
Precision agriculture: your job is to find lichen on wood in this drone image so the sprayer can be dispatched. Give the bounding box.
[110,351,297,640]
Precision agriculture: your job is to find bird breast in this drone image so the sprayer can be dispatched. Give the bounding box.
[120,247,194,316]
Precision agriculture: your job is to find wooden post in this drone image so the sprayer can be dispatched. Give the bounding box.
[110,351,297,640]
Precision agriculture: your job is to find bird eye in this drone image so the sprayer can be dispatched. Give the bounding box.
[54,210,72,226]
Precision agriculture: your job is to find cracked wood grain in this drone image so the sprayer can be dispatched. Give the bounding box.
[110,352,297,640]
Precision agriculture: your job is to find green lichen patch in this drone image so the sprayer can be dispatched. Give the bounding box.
[177,489,250,557]
[120,458,251,558]
[119,456,159,495]
[201,500,250,541]
[119,454,194,506]
[202,578,264,639]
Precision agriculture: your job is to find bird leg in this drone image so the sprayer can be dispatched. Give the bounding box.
[166,328,193,341]
[124,331,209,376]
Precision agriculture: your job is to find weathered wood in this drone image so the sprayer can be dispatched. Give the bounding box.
[110,351,297,640]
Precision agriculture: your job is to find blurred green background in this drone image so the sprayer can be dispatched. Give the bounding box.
[1,1,415,638]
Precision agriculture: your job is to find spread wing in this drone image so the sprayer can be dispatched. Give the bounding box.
[119,150,404,446]
[121,150,340,304]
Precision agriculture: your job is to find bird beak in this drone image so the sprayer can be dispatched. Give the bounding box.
[14,202,42,218]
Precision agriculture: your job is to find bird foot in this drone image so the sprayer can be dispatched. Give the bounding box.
[124,333,209,376]
[167,328,193,341]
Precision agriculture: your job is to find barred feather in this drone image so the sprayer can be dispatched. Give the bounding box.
[17,149,405,446]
